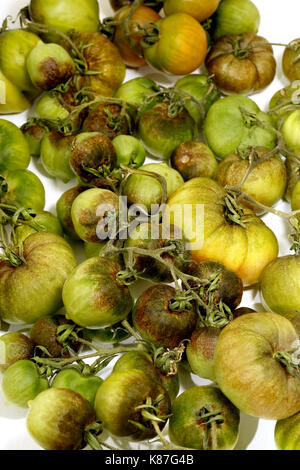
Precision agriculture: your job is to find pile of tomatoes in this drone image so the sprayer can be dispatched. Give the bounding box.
[0,0,300,451]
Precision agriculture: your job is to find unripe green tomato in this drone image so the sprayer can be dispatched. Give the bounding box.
[40,131,74,183]
[15,211,64,245]
[175,74,221,126]
[282,109,300,153]
[275,412,300,450]
[26,388,96,450]
[171,141,218,180]
[29,0,100,42]
[123,162,184,212]
[0,119,30,173]
[2,360,49,408]
[291,179,300,221]
[1,169,45,212]
[0,333,34,373]
[56,185,88,240]
[169,385,240,450]
[62,256,133,328]
[21,122,48,157]
[213,0,260,41]
[260,255,300,315]
[51,368,103,406]
[84,241,106,259]
[27,43,75,91]
[0,70,31,114]
[112,135,146,168]
[71,187,119,244]
[35,93,69,121]
[114,77,159,108]
[0,30,42,92]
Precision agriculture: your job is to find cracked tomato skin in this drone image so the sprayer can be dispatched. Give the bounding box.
[143,13,208,76]
[0,232,77,325]
[169,385,240,450]
[166,177,278,285]
[62,256,133,329]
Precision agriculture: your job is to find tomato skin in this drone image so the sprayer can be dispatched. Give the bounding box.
[21,122,47,157]
[82,103,133,138]
[213,0,260,41]
[26,388,96,450]
[143,13,208,75]
[0,70,31,115]
[164,0,219,22]
[214,312,300,419]
[114,77,160,108]
[275,412,300,450]
[186,327,221,382]
[51,368,103,406]
[94,369,171,440]
[0,332,34,373]
[282,39,300,82]
[112,135,146,168]
[113,6,161,68]
[171,141,218,180]
[138,103,197,161]
[56,185,88,240]
[0,119,31,173]
[1,169,45,212]
[0,232,77,325]
[40,131,74,183]
[166,177,278,285]
[169,385,240,450]
[62,257,133,329]
[15,211,64,246]
[2,360,49,408]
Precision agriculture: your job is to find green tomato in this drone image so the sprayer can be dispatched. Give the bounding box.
[1,169,45,212]
[40,131,74,183]
[114,77,159,108]
[186,328,222,382]
[0,30,41,92]
[0,119,30,173]
[35,92,70,121]
[123,162,184,212]
[15,211,64,245]
[27,43,75,91]
[204,95,277,160]
[2,360,49,408]
[84,241,106,259]
[29,0,100,42]
[213,0,260,41]
[0,70,31,114]
[112,135,146,168]
[282,109,300,154]
[275,412,300,450]
[291,179,300,221]
[51,368,103,406]
[56,185,88,240]
[169,385,240,450]
[63,256,133,328]
[21,122,48,157]
[0,332,34,373]
[138,103,197,160]
[175,74,221,126]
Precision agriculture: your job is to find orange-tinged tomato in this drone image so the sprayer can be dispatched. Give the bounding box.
[143,13,208,75]
[164,0,220,22]
[113,6,161,68]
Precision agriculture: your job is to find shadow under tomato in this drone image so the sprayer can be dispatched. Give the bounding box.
[234,412,259,450]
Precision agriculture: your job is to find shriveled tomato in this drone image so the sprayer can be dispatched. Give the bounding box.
[166,177,278,285]
[206,33,276,95]
[113,6,161,68]
[143,13,208,75]
[164,0,220,22]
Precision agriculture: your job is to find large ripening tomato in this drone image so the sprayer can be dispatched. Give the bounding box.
[164,0,220,22]
[143,13,208,75]
[166,177,278,285]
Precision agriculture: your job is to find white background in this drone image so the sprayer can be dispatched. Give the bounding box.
[0,0,298,450]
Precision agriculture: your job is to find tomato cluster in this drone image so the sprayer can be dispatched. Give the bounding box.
[0,0,300,453]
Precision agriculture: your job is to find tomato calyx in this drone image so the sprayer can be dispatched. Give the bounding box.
[129,394,171,434]
[197,406,225,450]
[273,349,300,380]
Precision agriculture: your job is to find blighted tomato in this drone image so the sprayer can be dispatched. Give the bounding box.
[260,255,300,315]
[186,327,221,382]
[82,102,133,138]
[204,95,277,160]
[169,385,240,450]
[71,187,119,244]
[285,156,300,202]
[21,121,48,157]
[138,103,197,160]
[0,232,77,325]
[40,131,74,183]
[56,185,88,240]
[282,39,300,82]
[0,332,34,373]
[215,147,287,211]
[143,13,207,75]
[62,256,133,328]
[206,33,276,95]
[166,177,278,285]
[113,350,179,404]
[26,388,96,450]
[214,312,300,419]
[0,119,30,173]
[94,369,170,440]
[113,6,161,68]
[171,141,218,180]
